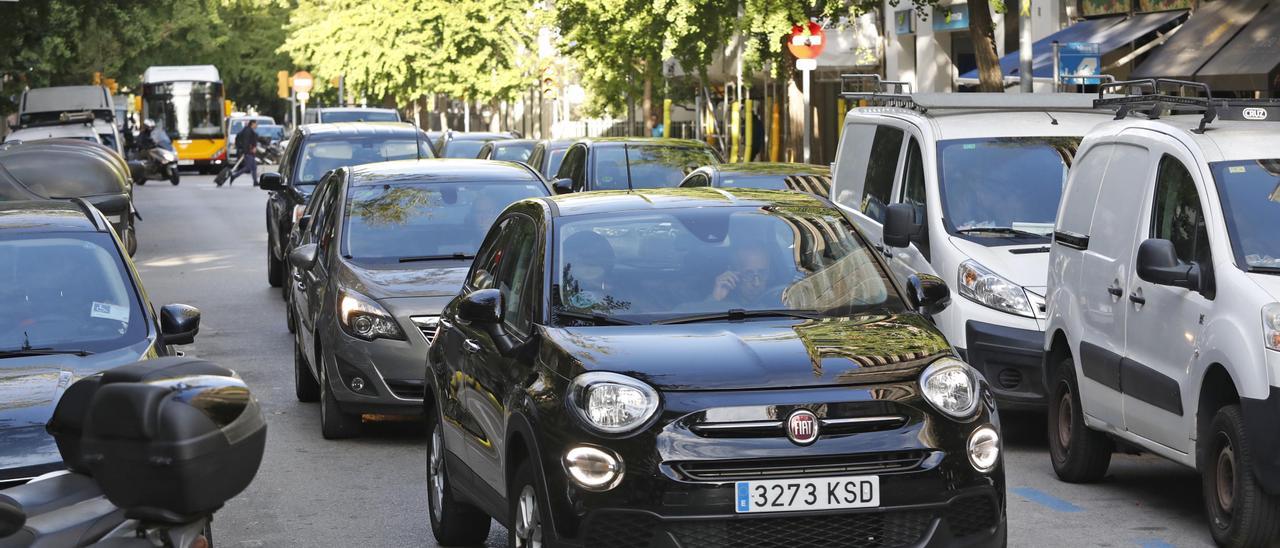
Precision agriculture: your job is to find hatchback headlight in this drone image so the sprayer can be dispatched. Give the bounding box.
[957,260,1034,318]
[920,357,980,419]
[568,372,660,434]
[1264,303,1280,352]
[338,289,405,341]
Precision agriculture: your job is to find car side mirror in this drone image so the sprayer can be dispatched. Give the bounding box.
[883,203,921,248]
[160,304,201,345]
[906,273,950,316]
[289,243,318,270]
[259,172,284,191]
[297,215,311,232]
[552,178,575,195]
[1136,238,1202,291]
[458,289,502,325]
[0,497,24,539]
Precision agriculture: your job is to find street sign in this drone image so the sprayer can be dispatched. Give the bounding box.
[933,5,970,32]
[1058,42,1101,85]
[787,22,825,60]
[292,71,313,94]
[894,10,915,35]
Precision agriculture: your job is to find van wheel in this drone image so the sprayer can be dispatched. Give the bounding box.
[427,407,492,545]
[1203,405,1280,547]
[319,349,361,439]
[294,338,319,402]
[508,459,548,548]
[1048,356,1112,482]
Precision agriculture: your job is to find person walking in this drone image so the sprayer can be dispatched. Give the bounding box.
[227,119,259,186]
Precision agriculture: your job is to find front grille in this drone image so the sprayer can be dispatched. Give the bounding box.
[673,451,927,482]
[385,379,425,400]
[669,510,933,548]
[410,315,439,345]
[582,512,661,548]
[944,494,1000,538]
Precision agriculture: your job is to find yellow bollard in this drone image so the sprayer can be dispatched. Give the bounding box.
[770,101,781,162]
[663,98,672,138]
[729,101,741,163]
[744,99,754,162]
[705,107,717,149]
[837,98,848,138]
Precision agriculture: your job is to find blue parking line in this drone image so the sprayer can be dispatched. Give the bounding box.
[1010,487,1083,512]
[1135,539,1175,548]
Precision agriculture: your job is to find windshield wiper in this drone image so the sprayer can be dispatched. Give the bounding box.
[956,227,1048,238]
[654,309,823,325]
[1248,265,1280,275]
[0,348,94,358]
[552,309,638,326]
[399,253,475,263]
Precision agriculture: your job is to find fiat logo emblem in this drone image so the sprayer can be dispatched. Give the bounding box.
[786,409,820,446]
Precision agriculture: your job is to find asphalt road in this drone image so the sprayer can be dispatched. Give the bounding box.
[130,172,1214,548]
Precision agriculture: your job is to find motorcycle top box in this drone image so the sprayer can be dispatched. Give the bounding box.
[76,359,267,518]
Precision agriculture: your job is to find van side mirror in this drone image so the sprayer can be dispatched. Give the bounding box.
[906,273,950,316]
[160,304,201,345]
[1136,238,1203,291]
[259,172,284,191]
[458,289,502,325]
[883,203,921,248]
[552,178,574,195]
[289,243,318,270]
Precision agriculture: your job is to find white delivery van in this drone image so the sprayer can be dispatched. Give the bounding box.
[18,86,124,156]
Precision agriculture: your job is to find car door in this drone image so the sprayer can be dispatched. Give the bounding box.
[834,123,907,248]
[1122,148,1213,453]
[297,172,343,368]
[462,213,541,495]
[885,135,935,285]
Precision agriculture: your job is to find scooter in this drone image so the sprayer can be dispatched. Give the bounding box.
[127,146,180,186]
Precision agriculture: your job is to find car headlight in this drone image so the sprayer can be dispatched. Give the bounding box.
[1264,303,1280,352]
[957,260,1034,318]
[338,289,405,341]
[920,357,980,419]
[568,372,660,434]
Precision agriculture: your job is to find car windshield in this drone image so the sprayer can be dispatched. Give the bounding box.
[1212,159,1280,272]
[342,180,548,263]
[937,137,1079,242]
[593,145,719,190]
[443,140,489,158]
[0,233,145,354]
[718,173,832,197]
[493,143,534,162]
[320,110,399,123]
[552,205,900,323]
[296,136,432,184]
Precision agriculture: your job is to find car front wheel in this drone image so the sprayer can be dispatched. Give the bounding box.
[294,337,319,402]
[427,408,492,545]
[509,459,549,548]
[1048,355,1112,482]
[1203,405,1280,547]
[267,239,283,287]
[318,347,361,439]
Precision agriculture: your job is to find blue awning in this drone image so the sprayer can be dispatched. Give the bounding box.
[960,11,1186,80]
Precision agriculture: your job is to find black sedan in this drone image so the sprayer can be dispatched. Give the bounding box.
[476,139,537,163]
[0,200,199,485]
[551,137,721,193]
[426,188,1005,547]
[679,162,833,199]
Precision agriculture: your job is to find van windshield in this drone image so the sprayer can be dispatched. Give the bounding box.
[1212,159,1280,273]
[937,137,1079,244]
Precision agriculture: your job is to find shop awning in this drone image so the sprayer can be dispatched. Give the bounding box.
[1191,3,1280,92]
[960,10,1186,80]
[1132,0,1268,81]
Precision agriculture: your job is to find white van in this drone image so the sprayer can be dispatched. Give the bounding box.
[18,86,124,156]
[831,82,1114,408]
[1043,82,1280,546]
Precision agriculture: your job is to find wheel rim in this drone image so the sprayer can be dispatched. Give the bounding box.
[514,484,542,548]
[319,357,330,418]
[429,424,445,522]
[1056,382,1073,450]
[1216,435,1236,515]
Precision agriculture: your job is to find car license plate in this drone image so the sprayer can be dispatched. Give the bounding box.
[735,475,879,513]
[178,159,195,166]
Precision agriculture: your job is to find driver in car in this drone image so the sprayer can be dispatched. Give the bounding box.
[710,245,781,309]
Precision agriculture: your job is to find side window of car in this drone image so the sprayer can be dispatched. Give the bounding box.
[478,143,492,159]
[899,137,929,260]
[529,144,545,172]
[470,217,512,290]
[861,126,905,223]
[308,172,337,240]
[1151,154,1211,266]
[683,173,709,188]
[315,176,345,268]
[560,146,586,190]
[279,134,301,183]
[494,216,539,337]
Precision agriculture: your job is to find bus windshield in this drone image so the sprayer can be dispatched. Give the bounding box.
[144,81,225,140]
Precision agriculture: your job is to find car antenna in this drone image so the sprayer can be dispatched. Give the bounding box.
[623,143,634,192]
[414,125,424,160]
[1043,111,1059,125]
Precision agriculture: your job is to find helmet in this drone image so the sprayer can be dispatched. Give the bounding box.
[142,119,156,130]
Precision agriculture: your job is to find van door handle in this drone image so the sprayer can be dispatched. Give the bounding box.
[1106,285,1123,298]
[1129,292,1146,305]
[462,339,481,354]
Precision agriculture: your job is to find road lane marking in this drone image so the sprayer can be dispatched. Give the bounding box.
[1010,487,1083,512]
[1135,539,1175,548]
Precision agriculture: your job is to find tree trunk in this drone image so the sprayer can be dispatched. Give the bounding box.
[968,0,1004,92]
[643,74,653,137]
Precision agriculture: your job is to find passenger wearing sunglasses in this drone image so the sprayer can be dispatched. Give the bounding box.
[710,245,778,309]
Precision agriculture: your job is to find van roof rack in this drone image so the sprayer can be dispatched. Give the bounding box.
[1094,78,1280,133]
[838,74,1104,113]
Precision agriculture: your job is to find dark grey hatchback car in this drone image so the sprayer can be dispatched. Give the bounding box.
[287,159,549,438]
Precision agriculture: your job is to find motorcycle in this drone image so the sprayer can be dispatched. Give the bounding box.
[127,146,180,186]
[260,140,283,165]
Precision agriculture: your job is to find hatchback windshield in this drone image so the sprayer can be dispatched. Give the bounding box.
[1212,159,1280,272]
[492,143,534,162]
[443,140,490,158]
[321,110,399,123]
[0,233,145,353]
[342,181,548,263]
[553,205,900,323]
[593,145,719,190]
[296,136,432,184]
[937,137,1079,242]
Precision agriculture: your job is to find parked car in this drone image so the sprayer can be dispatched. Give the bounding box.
[831,83,1114,409]
[286,159,550,438]
[17,85,124,156]
[3,117,103,147]
[476,139,536,163]
[0,199,200,485]
[551,137,722,193]
[435,131,516,159]
[302,107,401,124]
[1043,85,1280,547]
[258,122,434,289]
[225,114,275,163]
[0,139,138,254]
[527,139,573,179]
[426,187,1005,547]
[679,162,833,198]
[425,131,444,155]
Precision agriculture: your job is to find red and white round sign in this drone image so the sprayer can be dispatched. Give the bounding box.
[787,22,826,60]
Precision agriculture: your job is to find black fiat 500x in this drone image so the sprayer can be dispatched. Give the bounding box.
[425,188,1005,548]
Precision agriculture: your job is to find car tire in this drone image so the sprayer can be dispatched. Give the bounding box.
[1048,356,1112,482]
[286,297,297,334]
[319,347,361,439]
[294,337,319,403]
[170,170,180,185]
[1203,405,1280,547]
[267,242,284,288]
[124,224,138,256]
[508,458,548,548]
[427,407,492,545]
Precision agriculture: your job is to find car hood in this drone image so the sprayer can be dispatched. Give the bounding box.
[1249,273,1280,302]
[338,261,470,301]
[948,236,1051,289]
[541,313,953,391]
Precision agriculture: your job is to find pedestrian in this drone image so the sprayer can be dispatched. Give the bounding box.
[650,114,664,138]
[228,119,259,186]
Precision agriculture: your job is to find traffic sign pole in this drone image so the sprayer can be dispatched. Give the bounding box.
[799,59,815,163]
[787,22,825,164]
